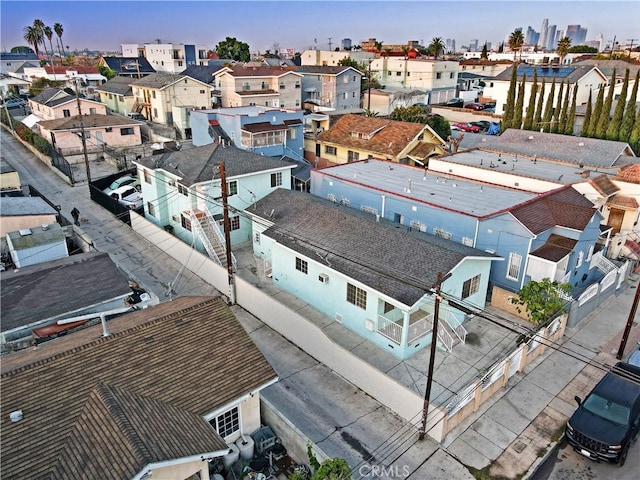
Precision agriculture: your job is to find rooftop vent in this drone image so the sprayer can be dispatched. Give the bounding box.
[578,142,585,146]
[41,224,49,231]
[9,410,23,423]
[528,135,534,140]
[18,229,32,236]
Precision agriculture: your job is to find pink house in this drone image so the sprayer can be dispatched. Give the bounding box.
[28,88,106,122]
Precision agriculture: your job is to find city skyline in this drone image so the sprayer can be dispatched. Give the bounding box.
[1,0,639,53]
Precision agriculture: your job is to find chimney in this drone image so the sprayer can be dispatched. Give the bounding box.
[581,170,590,178]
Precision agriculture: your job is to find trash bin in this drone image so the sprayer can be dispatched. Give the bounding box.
[163,225,174,234]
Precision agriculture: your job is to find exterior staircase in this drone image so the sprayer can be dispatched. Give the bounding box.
[437,311,468,353]
[190,209,236,270]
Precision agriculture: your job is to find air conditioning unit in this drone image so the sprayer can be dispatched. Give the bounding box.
[335,313,343,324]
[318,273,329,283]
[365,319,374,331]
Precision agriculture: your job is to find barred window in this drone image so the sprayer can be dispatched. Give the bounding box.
[347,283,367,309]
[462,275,480,299]
[210,407,239,438]
[296,257,308,274]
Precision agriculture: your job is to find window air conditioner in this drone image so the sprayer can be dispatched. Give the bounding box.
[318,273,329,283]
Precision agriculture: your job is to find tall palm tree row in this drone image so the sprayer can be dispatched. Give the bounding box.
[556,36,572,64]
[23,19,65,64]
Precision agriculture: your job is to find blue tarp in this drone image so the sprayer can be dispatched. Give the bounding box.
[487,122,501,135]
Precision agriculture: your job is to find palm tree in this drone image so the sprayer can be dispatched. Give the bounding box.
[43,26,55,65]
[33,19,46,56]
[53,23,64,58]
[556,36,572,64]
[508,29,525,61]
[429,37,445,59]
[23,25,43,57]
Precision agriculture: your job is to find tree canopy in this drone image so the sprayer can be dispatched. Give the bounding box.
[215,37,250,62]
[508,29,524,61]
[510,278,572,325]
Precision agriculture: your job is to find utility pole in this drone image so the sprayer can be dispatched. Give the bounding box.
[627,39,638,58]
[219,161,236,305]
[367,59,372,111]
[610,35,617,59]
[0,93,16,138]
[419,271,451,440]
[328,37,333,51]
[616,283,640,360]
[74,77,91,184]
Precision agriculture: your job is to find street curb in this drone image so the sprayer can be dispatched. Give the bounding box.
[522,434,565,480]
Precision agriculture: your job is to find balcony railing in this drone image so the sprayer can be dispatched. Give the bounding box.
[377,310,432,345]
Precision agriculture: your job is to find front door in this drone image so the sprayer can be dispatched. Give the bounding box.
[608,208,624,235]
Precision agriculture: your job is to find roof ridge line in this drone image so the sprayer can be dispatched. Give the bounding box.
[1,298,219,378]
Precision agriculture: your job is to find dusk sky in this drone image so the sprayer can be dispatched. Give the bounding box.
[1,0,639,53]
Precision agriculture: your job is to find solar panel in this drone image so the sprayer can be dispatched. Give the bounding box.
[517,66,574,78]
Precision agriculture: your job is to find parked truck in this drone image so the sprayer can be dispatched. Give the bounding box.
[565,362,640,466]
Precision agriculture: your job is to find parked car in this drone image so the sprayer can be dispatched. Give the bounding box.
[109,185,143,210]
[464,102,485,111]
[482,101,496,109]
[484,107,496,113]
[445,98,464,108]
[1,98,27,109]
[451,122,481,133]
[126,113,146,121]
[565,362,640,467]
[470,121,491,132]
[104,175,141,194]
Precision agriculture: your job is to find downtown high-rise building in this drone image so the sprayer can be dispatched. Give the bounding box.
[546,25,557,50]
[566,25,587,45]
[469,39,479,52]
[341,38,352,50]
[525,26,539,45]
[445,38,456,53]
[538,18,549,48]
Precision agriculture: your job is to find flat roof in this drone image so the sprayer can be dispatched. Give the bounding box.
[317,159,535,218]
[435,149,618,186]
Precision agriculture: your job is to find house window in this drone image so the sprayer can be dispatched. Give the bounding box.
[228,180,238,196]
[254,232,261,245]
[586,245,594,262]
[295,257,308,274]
[343,92,348,99]
[242,82,250,91]
[295,81,301,88]
[506,253,522,281]
[325,145,337,155]
[296,99,300,106]
[396,71,402,76]
[120,127,134,135]
[143,169,152,184]
[178,184,189,196]
[178,61,183,67]
[353,75,357,82]
[286,128,297,140]
[153,108,158,118]
[105,127,112,132]
[108,94,113,99]
[462,274,481,299]
[89,108,96,114]
[211,406,239,439]
[181,214,192,231]
[436,72,442,79]
[271,172,282,187]
[450,72,454,79]
[152,91,156,99]
[383,301,394,314]
[352,92,356,98]
[279,83,285,90]
[576,251,584,268]
[200,89,205,94]
[63,109,70,117]
[347,283,367,310]
[347,151,359,162]
[147,201,155,217]
[230,216,240,230]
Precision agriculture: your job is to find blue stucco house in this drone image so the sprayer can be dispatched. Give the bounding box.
[310,160,605,295]
[247,188,500,360]
[134,143,296,268]
[190,106,305,163]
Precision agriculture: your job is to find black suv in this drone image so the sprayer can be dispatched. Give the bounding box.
[565,362,640,466]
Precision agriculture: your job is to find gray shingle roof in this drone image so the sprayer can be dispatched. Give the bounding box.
[101,56,155,75]
[31,87,71,105]
[136,143,296,186]
[180,65,224,84]
[0,252,132,332]
[94,76,135,95]
[130,72,190,89]
[460,129,635,168]
[1,296,277,480]
[0,196,57,216]
[252,189,496,306]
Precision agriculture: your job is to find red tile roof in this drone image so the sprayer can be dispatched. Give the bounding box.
[510,186,596,234]
[43,66,101,74]
[607,194,639,209]
[316,114,427,158]
[614,164,640,184]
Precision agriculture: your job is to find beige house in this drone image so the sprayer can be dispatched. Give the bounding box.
[130,73,211,134]
[0,197,58,241]
[213,66,304,109]
[370,58,459,104]
[21,65,106,98]
[0,296,278,480]
[37,114,142,157]
[300,49,375,67]
[314,114,446,167]
[0,158,20,193]
[94,76,136,116]
[608,165,640,259]
[28,88,107,122]
[482,64,608,116]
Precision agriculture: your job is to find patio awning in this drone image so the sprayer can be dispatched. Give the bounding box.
[21,113,42,128]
